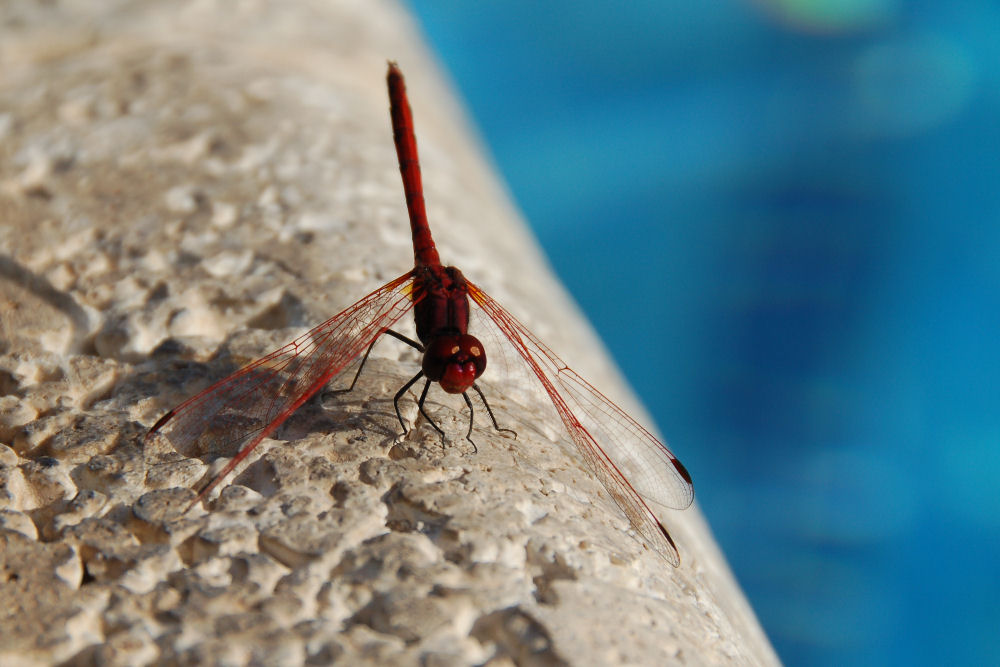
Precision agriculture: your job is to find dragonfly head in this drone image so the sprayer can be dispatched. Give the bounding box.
[422,333,486,394]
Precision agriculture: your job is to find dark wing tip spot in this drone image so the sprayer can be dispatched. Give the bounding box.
[147,410,176,438]
[656,521,681,566]
[673,458,693,485]
[657,521,678,549]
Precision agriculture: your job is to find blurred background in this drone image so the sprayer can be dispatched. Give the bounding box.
[404,1,999,665]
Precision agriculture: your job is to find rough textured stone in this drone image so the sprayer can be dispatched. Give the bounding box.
[0,1,778,664]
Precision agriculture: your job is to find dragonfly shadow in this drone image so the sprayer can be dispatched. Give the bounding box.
[318,355,500,457]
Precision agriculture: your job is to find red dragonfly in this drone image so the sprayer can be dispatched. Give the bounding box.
[146,63,693,564]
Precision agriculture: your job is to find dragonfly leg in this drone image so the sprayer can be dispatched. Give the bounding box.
[393,370,425,435]
[329,329,423,397]
[383,328,423,351]
[472,383,517,440]
[415,377,447,443]
[329,338,379,396]
[460,392,479,454]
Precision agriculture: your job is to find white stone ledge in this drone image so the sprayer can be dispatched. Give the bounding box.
[0,1,778,664]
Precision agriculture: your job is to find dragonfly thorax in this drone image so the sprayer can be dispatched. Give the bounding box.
[413,265,472,345]
[422,333,486,394]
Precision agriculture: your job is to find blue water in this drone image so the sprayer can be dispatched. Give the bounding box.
[405,2,1000,665]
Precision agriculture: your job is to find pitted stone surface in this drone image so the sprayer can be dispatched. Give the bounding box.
[0,1,777,665]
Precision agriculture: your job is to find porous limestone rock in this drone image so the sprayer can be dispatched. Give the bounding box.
[0,1,778,664]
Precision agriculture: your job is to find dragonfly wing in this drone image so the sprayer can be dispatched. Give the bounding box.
[147,271,417,464]
[468,282,693,564]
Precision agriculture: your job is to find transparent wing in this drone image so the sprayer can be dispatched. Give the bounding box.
[146,271,417,500]
[468,282,693,565]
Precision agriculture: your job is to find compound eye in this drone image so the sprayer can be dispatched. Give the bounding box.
[422,334,487,394]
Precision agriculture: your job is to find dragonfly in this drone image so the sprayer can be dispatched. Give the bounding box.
[146,62,694,565]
